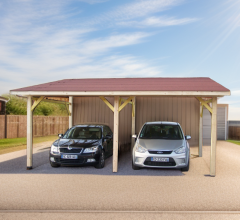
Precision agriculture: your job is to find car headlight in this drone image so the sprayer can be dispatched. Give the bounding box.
[83,146,98,153]
[174,146,186,154]
[135,144,147,153]
[51,145,59,154]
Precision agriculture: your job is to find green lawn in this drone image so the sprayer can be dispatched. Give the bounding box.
[227,140,240,146]
[0,136,57,155]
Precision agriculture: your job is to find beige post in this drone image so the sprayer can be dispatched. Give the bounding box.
[210,97,217,176]
[199,103,203,157]
[69,96,73,128]
[131,97,136,151]
[113,96,119,172]
[27,96,33,170]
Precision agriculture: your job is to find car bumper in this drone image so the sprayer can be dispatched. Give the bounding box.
[49,151,101,166]
[133,151,189,169]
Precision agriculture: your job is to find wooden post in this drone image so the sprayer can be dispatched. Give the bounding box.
[69,96,73,128]
[113,96,119,172]
[131,97,136,151]
[4,103,7,138]
[27,96,33,170]
[199,103,203,157]
[210,97,217,177]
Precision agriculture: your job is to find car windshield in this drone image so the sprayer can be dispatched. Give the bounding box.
[139,124,183,140]
[63,127,102,139]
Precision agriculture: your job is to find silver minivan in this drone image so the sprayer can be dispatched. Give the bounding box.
[132,121,191,171]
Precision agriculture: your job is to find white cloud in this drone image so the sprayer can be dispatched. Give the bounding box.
[87,0,186,26]
[117,16,198,27]
[78,0,109,4]
[232,90,240,95]
[229,106,240,120]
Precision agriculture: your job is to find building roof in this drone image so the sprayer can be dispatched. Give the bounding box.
[10,77,230,97]
[0,96,8,102]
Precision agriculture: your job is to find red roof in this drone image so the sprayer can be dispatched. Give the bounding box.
[11,77,230,92]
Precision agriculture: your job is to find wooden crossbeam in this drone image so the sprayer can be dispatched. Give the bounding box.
[100,96,133,113]
[99,96,114,112]
[121,98,132,105]
[196,97,213,114]
[119,96,133,112]
[132,100,135,117]
[31,96,45,112]
[200,103,203,118]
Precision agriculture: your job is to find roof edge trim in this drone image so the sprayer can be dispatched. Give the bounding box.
[10,91,231,97]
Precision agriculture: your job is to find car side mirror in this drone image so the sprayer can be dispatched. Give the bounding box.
[58,133,63,138]
[185,135,191,140]
[132,134,137,138]
[105,134,112,139]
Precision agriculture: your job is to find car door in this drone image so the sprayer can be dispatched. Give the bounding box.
[105,126,113,156]
[102,126,109,157]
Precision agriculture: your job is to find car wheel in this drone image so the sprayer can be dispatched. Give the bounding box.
[50,161,60,168]
[95,150,105,169]
[181,159,190,172]
[132,160,140,170]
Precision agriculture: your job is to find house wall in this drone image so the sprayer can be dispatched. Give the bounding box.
[203,104,228,145]
[73,96,200,147]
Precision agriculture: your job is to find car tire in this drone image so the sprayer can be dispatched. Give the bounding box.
[50,161,60,168]
[132,160,140,170]
[181,158,190,172]
[95,150,105,169]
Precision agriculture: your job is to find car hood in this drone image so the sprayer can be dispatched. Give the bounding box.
[54,139,101,148]
[138,139,185,151]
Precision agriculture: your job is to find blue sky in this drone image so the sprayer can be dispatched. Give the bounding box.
[0,0,239,119]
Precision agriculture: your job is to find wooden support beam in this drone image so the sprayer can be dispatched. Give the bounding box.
[99,96,114,112]
[69,96,73,128]
[31,96,45,111]
[113,96,119,172]
[121,98,132,105]
[210,97,217,177]
[27,96,33,170]
[131,97,136,151]
[196,97,213,114]
[119,96,133,112]
[199,103,203,157]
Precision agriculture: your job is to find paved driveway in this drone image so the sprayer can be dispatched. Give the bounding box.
[0,141,240,213]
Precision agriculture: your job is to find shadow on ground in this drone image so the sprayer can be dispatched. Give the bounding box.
[0,147,183,176]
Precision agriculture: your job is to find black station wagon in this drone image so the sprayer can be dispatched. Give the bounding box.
[49,124,113,168]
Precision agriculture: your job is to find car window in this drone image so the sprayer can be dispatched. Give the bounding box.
[63,127,102,139]
[139,124,183,140]
[103,126,112,137]
[106,126,112,135]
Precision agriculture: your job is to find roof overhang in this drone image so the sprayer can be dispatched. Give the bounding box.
[0,96,9,102]
[10,90,231,97]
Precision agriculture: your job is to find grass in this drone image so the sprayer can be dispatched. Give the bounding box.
[227,140,240,146]
[0,135,57,155]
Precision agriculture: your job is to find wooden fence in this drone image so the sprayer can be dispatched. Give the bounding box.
[0,115,69,139]
[228,126,240,140]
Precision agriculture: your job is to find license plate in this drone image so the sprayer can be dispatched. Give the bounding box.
[151,157,169,162]
[61,155,78,159]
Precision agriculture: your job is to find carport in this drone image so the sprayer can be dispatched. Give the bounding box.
[10,77,230,176]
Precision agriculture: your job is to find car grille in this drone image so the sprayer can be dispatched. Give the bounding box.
[60,148,82,153]
[144,157,176,167]
[148,150,172,154]
[55,158,85,164]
